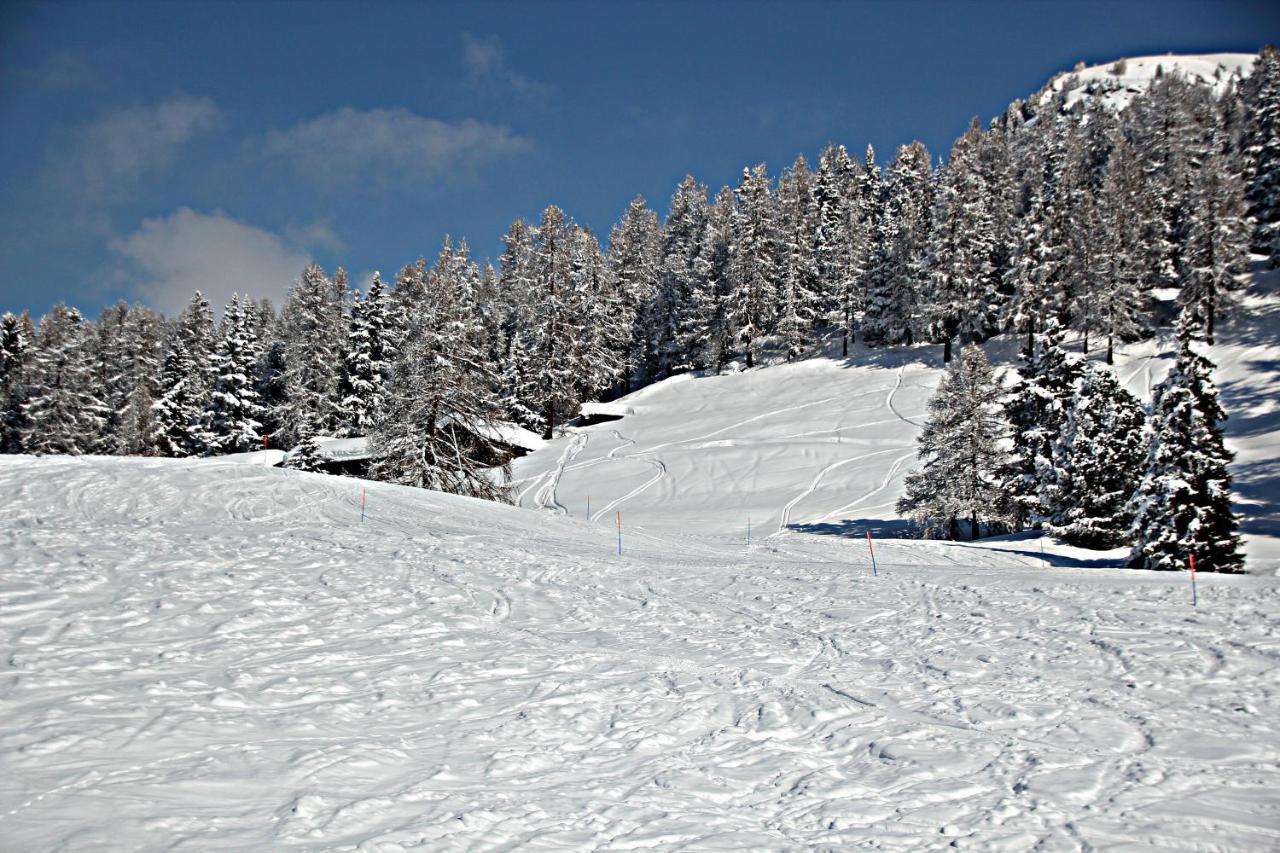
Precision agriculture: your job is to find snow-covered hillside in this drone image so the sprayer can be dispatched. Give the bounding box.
[1040,52,1255,111]
[2,454,1279,850]
[513,263,1280,575]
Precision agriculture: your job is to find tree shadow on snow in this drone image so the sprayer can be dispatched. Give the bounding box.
[788,518,917,539]
[1232,457,1280,537]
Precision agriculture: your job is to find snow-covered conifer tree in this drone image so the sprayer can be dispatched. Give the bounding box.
[1042,363,1146,547]
[897,344,1009,539]
[529,206,585,437]
[607,197,662,387]
[775,155,820,360]
[1240,44,1280,264]
[865,141,933,346]
[21,305,105,454]
[926,121,1002,362]
[1002,318,1084,529]
[280,263,344,442]
[0,311,33,452]
[814,144,861,355]
[368,240,510,501]
[148,332,204,457]
[335,272,394,437]
[1177,148,1250,345]
[730,164,780,367]
[199,295,266,455]
[688,186,737,372]
[285,421,325,472]
[1128,315,1243,572]
[650,176,710,377]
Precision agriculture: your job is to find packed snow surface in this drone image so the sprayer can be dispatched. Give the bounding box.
[4,272,1280,850]
[3,456,1279,850]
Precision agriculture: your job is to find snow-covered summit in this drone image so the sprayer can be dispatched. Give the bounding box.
[1038,51,1256,111]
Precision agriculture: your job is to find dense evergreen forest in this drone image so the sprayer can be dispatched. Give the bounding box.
[2,49,1277,569]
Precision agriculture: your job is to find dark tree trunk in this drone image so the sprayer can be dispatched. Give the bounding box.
[1106,335,1114,365]
[842,330,849,357]
[543,401,555,441]
[943,337,952,364]
[1206,300,1215,346]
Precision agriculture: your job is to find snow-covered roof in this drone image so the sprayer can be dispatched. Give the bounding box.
[580,402,632,419]
[219,448,288,467]
[469,421,545,452]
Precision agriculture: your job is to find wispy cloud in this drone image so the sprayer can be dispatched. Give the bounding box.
[260,107,531,187]
[48,96,221,200]
[109,208,312,316]
[461,33,553,101]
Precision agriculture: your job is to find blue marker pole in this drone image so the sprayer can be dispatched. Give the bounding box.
[587,494,591,520]
[867,531,878,577]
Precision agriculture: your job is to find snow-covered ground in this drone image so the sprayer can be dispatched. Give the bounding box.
[2,455,1278,850]
[3,275,1279,850]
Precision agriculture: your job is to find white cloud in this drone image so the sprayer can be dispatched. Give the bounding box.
[461,33,552,100]
[53,97,221,199]
[109,209,312,316]
[261,107,531,186]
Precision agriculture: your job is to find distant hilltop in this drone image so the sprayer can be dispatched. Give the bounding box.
[1035,52,1258,112]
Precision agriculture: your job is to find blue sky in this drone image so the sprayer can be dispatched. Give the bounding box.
[0,0,1276,319]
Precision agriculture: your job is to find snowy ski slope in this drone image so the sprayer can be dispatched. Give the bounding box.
[512,264,1280,574]
[2,276,1279,848]
[2,455,1279,850]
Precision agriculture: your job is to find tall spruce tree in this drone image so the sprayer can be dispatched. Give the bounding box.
[926,120,1002,362]
[280,263,344,442]
[148,331,205,457]
[865,141,933,346]
[606,197,661,388]
[775,155,820,360]
[688,186,737,372]
[814,144,862,356]
[1002,318,1084,529]
[335,273,395,437]
[897,344,1009,540]
[1042,363,1147,548]
[0,311,33,453]
[200,295,267,455]
[1128,316,1243,572]
[730,164,780,367]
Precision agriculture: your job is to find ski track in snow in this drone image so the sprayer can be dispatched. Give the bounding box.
[3,452,1280,851]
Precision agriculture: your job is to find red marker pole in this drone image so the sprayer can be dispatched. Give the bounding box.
[617,511,622,556]
[867,531,878,576]
[1190,552,1197,607]
[263,434,269,448]
[361,489,367,523]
